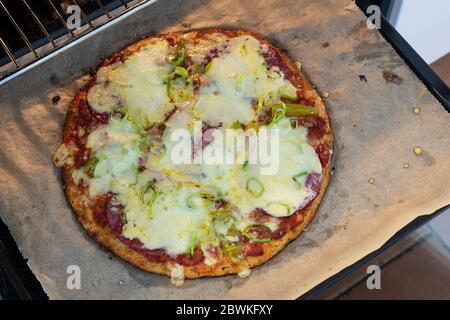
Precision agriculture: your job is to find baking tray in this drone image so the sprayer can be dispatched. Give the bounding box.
[0,0,449,300]
[359,0,449,111]
[1,205,448,300]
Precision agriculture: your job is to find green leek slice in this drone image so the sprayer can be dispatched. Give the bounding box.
[243,224,271,243]
[293,171,308,189]
[83,156,99,177]
[285,103,319,117]
[166,44,185,66]
[189,232,198,256]
[266,201,292,216]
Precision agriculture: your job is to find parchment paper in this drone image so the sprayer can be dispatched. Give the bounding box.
[0,0,449,299]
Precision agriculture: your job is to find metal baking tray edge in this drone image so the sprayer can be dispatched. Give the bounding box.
[356,0,449,112]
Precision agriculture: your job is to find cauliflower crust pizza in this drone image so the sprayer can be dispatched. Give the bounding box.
[53,29,333,285]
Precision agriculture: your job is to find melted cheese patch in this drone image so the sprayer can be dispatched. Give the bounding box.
[121,184,211,255]
[72,116,144,197]
[77,34,323,257]
[194,35,296,126]
[225,119,322,219]
[87,39,173,124]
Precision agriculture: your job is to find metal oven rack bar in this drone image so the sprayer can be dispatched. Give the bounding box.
[0,0,150,82]
[0,0,448,300]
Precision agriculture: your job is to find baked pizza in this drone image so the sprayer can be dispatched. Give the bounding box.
[53,29,333,285]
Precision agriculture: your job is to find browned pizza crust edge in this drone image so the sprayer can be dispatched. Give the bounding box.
[60,29,333,279]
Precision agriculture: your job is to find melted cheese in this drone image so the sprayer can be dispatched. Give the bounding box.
[75,33,323,258]
[184,32,228,65]
[87,39,173,124]
[122,183,211,255]
[193,35,296,126]
[225,119,322,219]
[170,264,185,286]
[72,116,144,197]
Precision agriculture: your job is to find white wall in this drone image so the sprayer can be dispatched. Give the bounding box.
[393,0,450,64]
